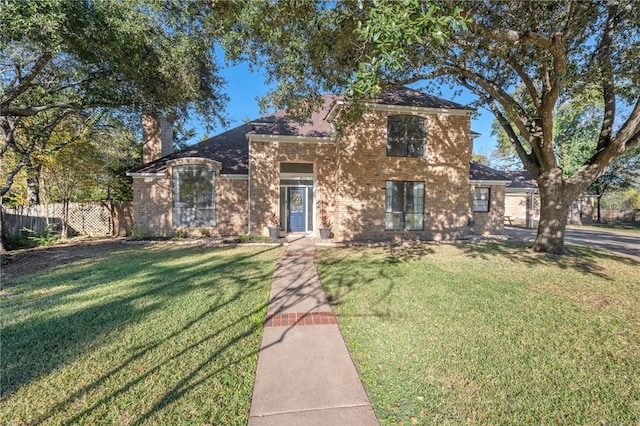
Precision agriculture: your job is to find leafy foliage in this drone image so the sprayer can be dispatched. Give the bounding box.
[3,113,141,206]
[1,0,228,198]
[491,85,604,177]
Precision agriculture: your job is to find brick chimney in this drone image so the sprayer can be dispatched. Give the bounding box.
[142,113,173,164]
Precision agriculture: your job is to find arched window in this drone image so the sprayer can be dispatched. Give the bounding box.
[173,165,216,227]
[386,115,427,157]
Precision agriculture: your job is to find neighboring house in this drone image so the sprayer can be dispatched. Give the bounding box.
[127,87,510,240]
[502,170,595,228]
[503,170,539,228]
[468,162,512,234]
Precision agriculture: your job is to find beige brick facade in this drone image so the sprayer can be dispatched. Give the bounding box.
[469,184,506,235]
[333,110,472,241]
[132,176,173,236]
[131,169,248,237]
[248,139,337,234]
[505,192,538,226]
[247,109,496,241]
[131,93,507,240]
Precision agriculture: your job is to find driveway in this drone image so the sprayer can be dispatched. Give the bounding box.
[504,226,640,261]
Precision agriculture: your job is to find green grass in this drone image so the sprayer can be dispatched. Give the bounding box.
[235,234,277,243]
[1,243,283,425]
[316,242,640,425]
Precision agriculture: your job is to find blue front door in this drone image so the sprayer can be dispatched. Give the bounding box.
[287,187,306,232]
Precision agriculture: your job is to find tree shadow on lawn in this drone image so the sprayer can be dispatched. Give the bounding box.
[455,241,639,280]
[317,244,426,318]
[316,240,638,314]
[383,240,436,265]
[1,244,281,424]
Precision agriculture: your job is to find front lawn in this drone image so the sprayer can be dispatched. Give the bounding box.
[316,242,640,425]
[1,243,283,425]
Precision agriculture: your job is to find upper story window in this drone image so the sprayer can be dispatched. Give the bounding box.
[473,187,490,212]
[173,165,216,227]
[387,115,427,157]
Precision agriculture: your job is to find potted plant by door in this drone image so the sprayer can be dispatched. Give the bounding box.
[267,211,280,239]
[319,213,332,239]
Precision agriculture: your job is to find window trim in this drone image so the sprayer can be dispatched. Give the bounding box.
[385,181,425,231]
[386,115,427,158]
[473,187,491,213]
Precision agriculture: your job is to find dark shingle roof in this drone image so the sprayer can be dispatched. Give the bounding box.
[502,170,538,189]
[375,87,469,110]
[128,124,250,175]
[251,95,338,138]
[469,162,512,182]
[129,88,473,176]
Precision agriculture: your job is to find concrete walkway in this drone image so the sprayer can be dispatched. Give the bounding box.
[248,236,379,426]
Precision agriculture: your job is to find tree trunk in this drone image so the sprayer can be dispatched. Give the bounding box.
[61,198,69,238]
[531,170,577,254]
[0,205,6,255]
[26,165,41,206]
[596,194,603,223]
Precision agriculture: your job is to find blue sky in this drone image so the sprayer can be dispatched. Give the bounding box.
[193,60,499,158]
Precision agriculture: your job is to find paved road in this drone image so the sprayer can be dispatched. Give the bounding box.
[504,226,640,261]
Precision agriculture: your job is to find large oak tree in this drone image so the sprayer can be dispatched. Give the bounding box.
[221,0,640,254]
[1,0,228,201]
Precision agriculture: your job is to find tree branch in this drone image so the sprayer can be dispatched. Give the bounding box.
[469,22,553,50]
[0,160,27,198]
[596,2,618,150]
[547,32,568,101]
[485,98,540,176]
[438,65,534,140]
[505,54,541,110]
[566,98,639,189]
[615,98,640,148]
[2,103,88,117]
[0,52,53,108]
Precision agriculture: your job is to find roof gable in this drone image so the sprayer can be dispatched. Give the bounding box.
[250,95,338,138]
[128,124,250,175]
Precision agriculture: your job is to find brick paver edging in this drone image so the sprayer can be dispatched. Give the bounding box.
[264,312,337,327]
[282,252,315,257]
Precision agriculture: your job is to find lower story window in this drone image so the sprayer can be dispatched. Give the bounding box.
[473,187,490,212]
[385,181,425,231]
[173,165,216,227]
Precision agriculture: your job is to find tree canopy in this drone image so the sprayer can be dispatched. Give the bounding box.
[221,0,640,254]
[491,85,604,176]
[1,0,228,199]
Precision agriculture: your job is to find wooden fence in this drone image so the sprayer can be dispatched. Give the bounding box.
[1,201,133,237]
[598,208,639,223]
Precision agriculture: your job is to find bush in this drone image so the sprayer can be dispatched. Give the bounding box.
[21,225,60,247]
[3,235,37,250]
[130,225,150,240]
[236,234,274,243]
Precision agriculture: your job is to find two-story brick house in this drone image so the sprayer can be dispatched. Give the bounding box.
[128,87,510,240]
